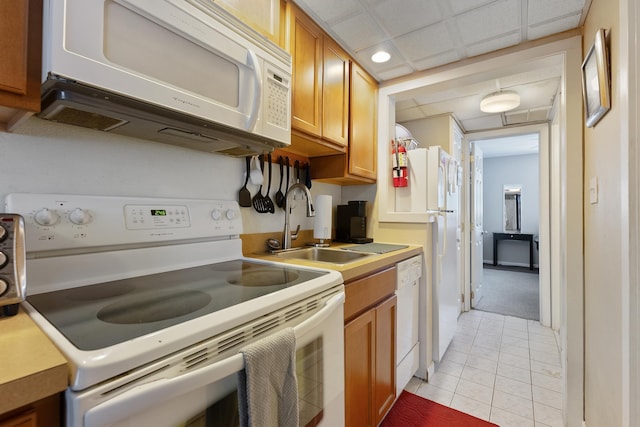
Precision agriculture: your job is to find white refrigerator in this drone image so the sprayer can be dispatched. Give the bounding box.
[406,146,461,364]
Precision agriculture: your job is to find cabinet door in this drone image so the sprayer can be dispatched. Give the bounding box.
[288,3,323,137]
[349,63,377,180]
[0,410,36,427]
[0,0,42,115]
[322,37,349,147]
[373,295,397,425]
[344,309,375,427]
[214,0,283,45]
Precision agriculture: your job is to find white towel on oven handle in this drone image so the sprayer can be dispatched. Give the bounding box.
[237,327,299,427]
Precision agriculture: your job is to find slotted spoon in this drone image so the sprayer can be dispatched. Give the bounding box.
[263,153,275,213]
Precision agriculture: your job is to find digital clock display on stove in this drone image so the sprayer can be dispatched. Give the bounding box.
[150,209,167,216]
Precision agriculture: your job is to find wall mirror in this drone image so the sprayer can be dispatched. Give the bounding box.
[503,185,522,232]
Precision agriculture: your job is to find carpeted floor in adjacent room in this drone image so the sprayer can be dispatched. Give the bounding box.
[473,266,539,321]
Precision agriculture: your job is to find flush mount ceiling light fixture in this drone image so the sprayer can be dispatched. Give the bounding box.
[371,51,391,63]
[480,90,521,113]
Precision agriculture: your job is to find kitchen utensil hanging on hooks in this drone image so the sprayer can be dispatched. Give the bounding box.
[304,162,312,189]
[275,156,285,208]
[252,154,270,213]
[238,156,252,207]
[249,155,263,185]
[263,153,275,213]
[283,156,290,210]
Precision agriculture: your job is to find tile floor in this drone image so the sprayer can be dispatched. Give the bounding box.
[405,310,563,427]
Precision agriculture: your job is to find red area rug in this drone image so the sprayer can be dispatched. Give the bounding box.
[381,391,500,427]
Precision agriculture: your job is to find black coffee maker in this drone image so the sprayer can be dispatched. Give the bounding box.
[336,200,373,244]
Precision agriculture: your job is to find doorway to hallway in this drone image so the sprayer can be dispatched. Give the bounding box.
[474,266,540,321]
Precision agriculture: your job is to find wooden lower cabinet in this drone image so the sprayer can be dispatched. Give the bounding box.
[345,294,397,427]
[0,394,60,427]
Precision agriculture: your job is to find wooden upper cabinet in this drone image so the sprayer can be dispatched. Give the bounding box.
[0,0,43,131]
[349,63,378,180]
[215,0,284,45]
[321,37,349,147]
[288,3,323,137]
[310,63,378,184]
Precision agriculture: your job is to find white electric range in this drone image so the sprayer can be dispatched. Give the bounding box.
[6,193,345,427]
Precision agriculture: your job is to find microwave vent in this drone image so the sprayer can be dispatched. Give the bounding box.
[38,80,282,157]
[42,105,128,131]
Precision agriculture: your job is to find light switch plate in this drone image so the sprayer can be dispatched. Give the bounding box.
[589,176,598,204]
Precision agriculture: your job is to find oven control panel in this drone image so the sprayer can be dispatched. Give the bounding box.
[4,194,242,254]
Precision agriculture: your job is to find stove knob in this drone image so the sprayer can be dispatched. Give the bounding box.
[211,209,222,221]
[34,208,59,226]
[225,209,237,220]
[0,251,7,269]
[69,208,91,225]
[0,225,6,242]
[0,278,7,296]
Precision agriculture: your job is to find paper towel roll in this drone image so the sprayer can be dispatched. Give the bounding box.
[313,195,332,240]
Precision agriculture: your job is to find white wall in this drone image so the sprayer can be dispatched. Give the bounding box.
[482,153,540,266]
[0,117,343,239]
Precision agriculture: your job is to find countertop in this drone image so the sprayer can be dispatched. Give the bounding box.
[250,242,423,282]
[0,241,420,417]
[0,307,68,415]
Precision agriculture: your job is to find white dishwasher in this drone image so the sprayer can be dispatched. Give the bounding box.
[395,255,422,392]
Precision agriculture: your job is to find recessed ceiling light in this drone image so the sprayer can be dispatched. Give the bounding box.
[371,51,391,63]
[480,91,521,113]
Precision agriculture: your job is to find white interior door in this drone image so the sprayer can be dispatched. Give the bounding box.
[470,143,484,307]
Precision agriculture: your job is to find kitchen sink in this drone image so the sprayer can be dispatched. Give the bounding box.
[274,247,374,264]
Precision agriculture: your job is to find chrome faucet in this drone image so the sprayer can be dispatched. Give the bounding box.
[283,183,315,249]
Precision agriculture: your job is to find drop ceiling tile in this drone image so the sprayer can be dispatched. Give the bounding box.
[461,115,504,131]
[454,0,521,44]
[528,15,581,40]
[356,41,407,70]
[396,98,419,110]
[396,106,430,122]
[376,65,416,81]
[449,0,497,15]
[297,0,362,24]
[528,0,586,25]
[393,23,455,62]
[465,32,522,57]
[412,51,462,72]
[372,0,442,38]
[331,13,387,51]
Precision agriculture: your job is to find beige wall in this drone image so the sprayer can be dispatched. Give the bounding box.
[582,0,624,425]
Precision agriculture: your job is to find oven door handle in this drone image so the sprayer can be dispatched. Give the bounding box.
[83,291,345,427]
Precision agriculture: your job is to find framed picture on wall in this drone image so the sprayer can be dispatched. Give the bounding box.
[581,28,611,128]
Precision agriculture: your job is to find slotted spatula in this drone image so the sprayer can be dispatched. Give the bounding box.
[252,154,268,213]
[238,156,252,207]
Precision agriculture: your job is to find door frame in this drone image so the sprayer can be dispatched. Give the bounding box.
[376,35,584,426]
[462,124,551,326]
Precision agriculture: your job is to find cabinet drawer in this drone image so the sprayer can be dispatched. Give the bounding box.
[344,267,396,322]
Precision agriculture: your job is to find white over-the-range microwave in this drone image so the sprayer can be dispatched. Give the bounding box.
[39,0,292,156]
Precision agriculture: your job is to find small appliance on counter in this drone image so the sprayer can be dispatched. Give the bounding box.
[336,200,373,244]
[0,214,26,316]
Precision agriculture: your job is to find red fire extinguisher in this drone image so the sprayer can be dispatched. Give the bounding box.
[392,140,408,187]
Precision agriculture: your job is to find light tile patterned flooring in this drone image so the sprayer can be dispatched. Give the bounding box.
[405,310,563,427]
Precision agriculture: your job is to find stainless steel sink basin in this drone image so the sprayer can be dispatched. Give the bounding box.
[275,247,374,264]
